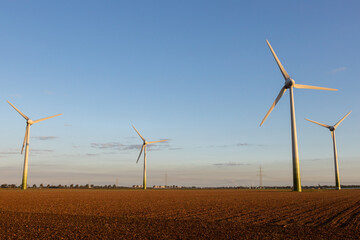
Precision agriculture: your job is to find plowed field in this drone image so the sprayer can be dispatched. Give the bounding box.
[0,189,359,239]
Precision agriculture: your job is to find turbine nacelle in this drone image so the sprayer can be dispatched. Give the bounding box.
[27,119,34,125]
[284,79,295,89]
[329,126,335,131]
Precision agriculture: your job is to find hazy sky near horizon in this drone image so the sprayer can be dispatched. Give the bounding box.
[0,1,359,187]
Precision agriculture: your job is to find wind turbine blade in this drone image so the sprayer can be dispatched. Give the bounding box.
[334,111,351,128]
[266,40,290,80]
[7,101,29,120]
[136,145,144,163]
[260,87,287,126]
[21,125,29,154]
[293,84,337,91]
[305,118,330,128]
[148,140,168,144]
[132,125,145,141]
[33,113,63,124]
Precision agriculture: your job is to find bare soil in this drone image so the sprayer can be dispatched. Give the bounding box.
[0,189,359,239]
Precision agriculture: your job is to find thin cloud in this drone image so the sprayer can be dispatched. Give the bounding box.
[91,142,140,150]
[13,149,55,156]
[86,153,98,156]
[202,143,255,148]
[0,151,19,155]
[302,158,328,162]
[330,67,346,74]
[168,147,183,151]
[147,142,171,151]
[0,148,53,155]
[236,143,252,147]
[91,141,172,151]
[31,149,54,154]
[32,136,59,140]
[214,162,251,167]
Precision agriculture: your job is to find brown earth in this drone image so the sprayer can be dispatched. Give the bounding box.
[0,189,359,239]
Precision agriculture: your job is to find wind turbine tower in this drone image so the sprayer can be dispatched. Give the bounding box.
[7,101,62,190]
[132,125,168,190]
[305,111,351,190]
[260,40,337,192]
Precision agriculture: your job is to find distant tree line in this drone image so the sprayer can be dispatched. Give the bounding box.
[1,183,359,189]
[0,183,129,189]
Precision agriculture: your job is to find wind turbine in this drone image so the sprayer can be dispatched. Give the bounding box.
[260,40,338,192]
[7,101,62,190]
[305,111,351,190]
[132,125,167,190]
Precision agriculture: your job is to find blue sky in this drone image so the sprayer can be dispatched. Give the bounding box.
[0,1,359,187]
